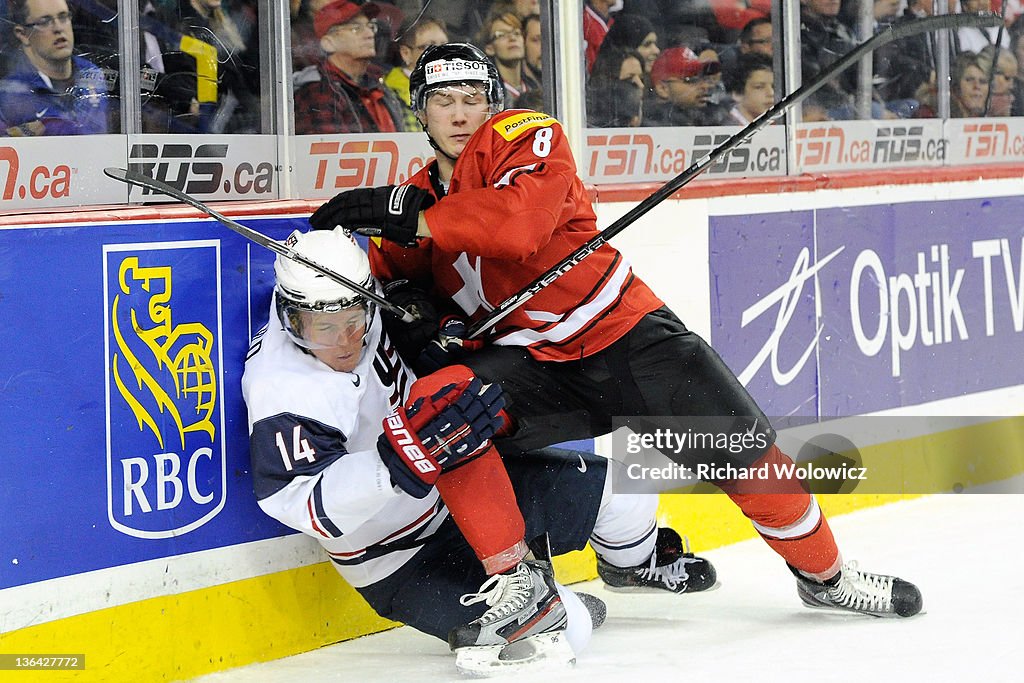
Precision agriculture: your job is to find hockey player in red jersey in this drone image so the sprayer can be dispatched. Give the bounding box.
[308,42,923,619]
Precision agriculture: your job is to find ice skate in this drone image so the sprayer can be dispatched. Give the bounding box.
[794,561,923,618]
[449,559,567,651]
[597,528,718,593]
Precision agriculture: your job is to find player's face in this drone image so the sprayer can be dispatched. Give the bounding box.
[423,84,492,159]
[15,0,75,62]
[301,306,368,373]
[736,68,775,119]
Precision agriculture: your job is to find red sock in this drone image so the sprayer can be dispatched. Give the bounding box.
[407,365,527,574]
[720,445,841,582]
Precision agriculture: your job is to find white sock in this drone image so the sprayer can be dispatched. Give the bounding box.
[589,462,659,568]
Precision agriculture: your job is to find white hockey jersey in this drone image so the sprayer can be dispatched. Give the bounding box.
[242,300,448,587]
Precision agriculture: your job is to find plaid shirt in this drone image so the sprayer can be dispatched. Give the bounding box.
[294,60,406,135]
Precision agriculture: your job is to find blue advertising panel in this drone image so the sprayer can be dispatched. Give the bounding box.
[709,210,820,418]
[816,198,1024,415]
[0,216,308,589]
[709,198,1024,419]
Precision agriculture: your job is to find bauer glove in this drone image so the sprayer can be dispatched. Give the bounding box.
[377,377,505,498]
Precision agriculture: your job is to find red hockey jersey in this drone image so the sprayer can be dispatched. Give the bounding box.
[369,109,663,362]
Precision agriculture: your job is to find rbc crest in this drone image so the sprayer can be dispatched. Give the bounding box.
[103,241,226,538]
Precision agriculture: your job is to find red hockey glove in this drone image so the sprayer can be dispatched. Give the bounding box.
[378,377,505,498]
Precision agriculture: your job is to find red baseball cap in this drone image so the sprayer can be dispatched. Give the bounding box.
[651,47,722,86]
[314,1,380,39]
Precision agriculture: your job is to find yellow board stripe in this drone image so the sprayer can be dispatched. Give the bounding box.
[493,112,557,140]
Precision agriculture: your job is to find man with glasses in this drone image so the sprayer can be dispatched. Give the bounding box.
[643,46,728,127]
[294,0,406,134]
[0,0,109,136]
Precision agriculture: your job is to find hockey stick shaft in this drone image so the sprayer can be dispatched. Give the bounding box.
[466,12,1001,339]
[103,167,416,323]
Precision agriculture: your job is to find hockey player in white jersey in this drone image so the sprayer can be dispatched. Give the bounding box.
[242,228,713,674]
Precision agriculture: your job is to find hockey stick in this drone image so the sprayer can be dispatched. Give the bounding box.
[466,12,1001,339]
[103,167,416,322]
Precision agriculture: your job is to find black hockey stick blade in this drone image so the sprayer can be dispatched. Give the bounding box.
[465,12,1002,339]
[103,167,416,322]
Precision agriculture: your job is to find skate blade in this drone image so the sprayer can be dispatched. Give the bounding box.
[454,631,575,677]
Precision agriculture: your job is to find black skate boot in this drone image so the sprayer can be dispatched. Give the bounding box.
[793,561,923,618]
[597,528,717,593]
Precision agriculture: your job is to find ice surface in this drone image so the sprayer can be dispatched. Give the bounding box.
[195,495,1024,682]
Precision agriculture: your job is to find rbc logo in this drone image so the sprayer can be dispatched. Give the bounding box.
[103,241,226,538]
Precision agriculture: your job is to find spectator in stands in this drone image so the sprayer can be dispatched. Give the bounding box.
[874,0,935,111]
[0,0,110,136]
[1010,15,1024,114]
[643,46,728,127]
[739,16,773,58]
[957,0,1010,54]
[384,16,448,132]
[723,53,773,124]
[583,0,616,72]
[800,0,858,116]
[951,51,990,117]
[493,0,540,21]
[522,13,543,85]
[719,15,772,75]
[977,44,1018,116]
[587,46,646,127]
[292,0,333,72]
[709,0,770,44]
[168,0,261,133]
[598,13,660,75]
[479,11,539,109]
[294,0,406,134]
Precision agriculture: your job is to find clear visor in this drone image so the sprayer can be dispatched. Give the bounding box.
[278,298,371,351]
[423,82,499,115]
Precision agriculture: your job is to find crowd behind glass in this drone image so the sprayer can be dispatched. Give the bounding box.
[1,0,1022,138]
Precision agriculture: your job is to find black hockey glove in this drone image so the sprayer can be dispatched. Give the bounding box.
[308,185,434,247]
[415,316,485,375]
[380,279,440,361]
[377,377,505,498]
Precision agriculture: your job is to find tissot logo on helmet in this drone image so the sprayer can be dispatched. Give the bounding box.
[424,59,491,85]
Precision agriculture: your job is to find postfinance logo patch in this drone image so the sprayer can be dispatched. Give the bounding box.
[103,241,226,539]
[493,112,556,141]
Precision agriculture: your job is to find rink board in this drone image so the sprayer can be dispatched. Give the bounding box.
[2,178,1024,681]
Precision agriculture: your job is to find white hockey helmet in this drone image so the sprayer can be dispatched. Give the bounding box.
[274,228,377,350]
